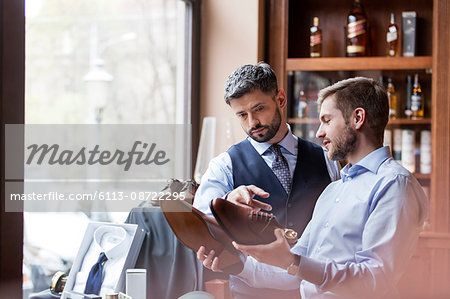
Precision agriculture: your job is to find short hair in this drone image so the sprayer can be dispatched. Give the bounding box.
[317,77,389,141]
[224,62,278,105]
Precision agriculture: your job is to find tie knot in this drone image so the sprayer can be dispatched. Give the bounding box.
[97,252,108,264]
[270,144,283,156]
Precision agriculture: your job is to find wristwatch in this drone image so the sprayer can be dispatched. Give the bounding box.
[286,254,301,275]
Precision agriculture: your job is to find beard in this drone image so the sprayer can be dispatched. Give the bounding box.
[328,125,357,161]
[247,107,282,143]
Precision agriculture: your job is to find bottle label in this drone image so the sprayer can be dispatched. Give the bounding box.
[411,95,422,111]
[310,34,322,46]
[387,31,398,43]
[347,19,366,38]
[347,45,365,53]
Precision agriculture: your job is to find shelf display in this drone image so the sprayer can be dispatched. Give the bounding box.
[287,71,431,124]
[267,0,450,295]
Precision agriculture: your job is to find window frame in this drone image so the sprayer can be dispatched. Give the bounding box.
[0,0,200,296]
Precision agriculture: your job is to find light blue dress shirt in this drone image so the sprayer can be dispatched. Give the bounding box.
[238,146,429,298]
[193,126,341,214]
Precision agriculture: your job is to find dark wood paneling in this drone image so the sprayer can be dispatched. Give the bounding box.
[0,0,25,297]
[431,0,450,232]
[267,0,288,89]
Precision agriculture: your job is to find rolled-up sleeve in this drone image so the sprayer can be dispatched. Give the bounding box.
[193,152,234,215]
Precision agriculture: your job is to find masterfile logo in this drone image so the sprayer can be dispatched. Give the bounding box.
[6,124,190,181]
[4,124,192,212]
[26,141,170,171]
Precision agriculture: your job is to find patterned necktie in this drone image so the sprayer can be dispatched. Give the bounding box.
[84,252,108,295]
[270,144,292,194]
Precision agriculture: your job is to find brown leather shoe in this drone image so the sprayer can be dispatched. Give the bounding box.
[160,198,245,275]
[210,198,298,245]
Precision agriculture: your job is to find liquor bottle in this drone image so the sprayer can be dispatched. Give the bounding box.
[386,78,397,118]
[386,13,399,57]
[297,90,309,118]
[411,73,424,119]
[404,75,412,118]
[346,0,368,57]
[310,17,322,58]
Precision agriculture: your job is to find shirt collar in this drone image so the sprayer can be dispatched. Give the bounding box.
[248,124,297,156]
[340,146,391,182]
[93,225,128,260]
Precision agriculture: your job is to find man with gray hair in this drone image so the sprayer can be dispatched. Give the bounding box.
[194,62,340,298]
[200,77,428,298]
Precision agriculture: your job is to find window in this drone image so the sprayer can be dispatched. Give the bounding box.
[22,0,197,295]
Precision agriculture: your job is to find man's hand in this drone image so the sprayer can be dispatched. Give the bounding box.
[197,246,223,272]
[226,185,272,211]
[232,228,295,270]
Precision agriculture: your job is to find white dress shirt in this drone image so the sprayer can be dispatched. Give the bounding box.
[74,225,132,297]
[238,147,428,298]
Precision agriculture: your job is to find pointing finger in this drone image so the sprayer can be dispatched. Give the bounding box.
[250,198,272,211]
[247,185,270,198]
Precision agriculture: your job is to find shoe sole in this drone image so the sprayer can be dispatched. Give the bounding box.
[160,199,244,274]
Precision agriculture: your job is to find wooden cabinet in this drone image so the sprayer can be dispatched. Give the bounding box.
[265,0,450,296]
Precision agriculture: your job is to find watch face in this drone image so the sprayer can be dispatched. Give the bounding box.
[283,228,298,240]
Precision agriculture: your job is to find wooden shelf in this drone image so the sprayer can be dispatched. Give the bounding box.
[289,118,431,125]
[414,173,431,180]
[387,118,432,125]
[286,57,432,71]
[288,118,319,124]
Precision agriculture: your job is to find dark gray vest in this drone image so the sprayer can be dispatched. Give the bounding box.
[227,137,331,234]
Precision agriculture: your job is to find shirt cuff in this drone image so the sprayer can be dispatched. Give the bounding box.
[238,256,302,290]
[296,255,326,285]
[223,191,231,200]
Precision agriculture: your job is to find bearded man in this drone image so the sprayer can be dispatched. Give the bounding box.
[193,62,340,299]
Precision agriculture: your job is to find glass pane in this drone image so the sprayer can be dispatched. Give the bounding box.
[26,0,179,124]
[23,0,183,296]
